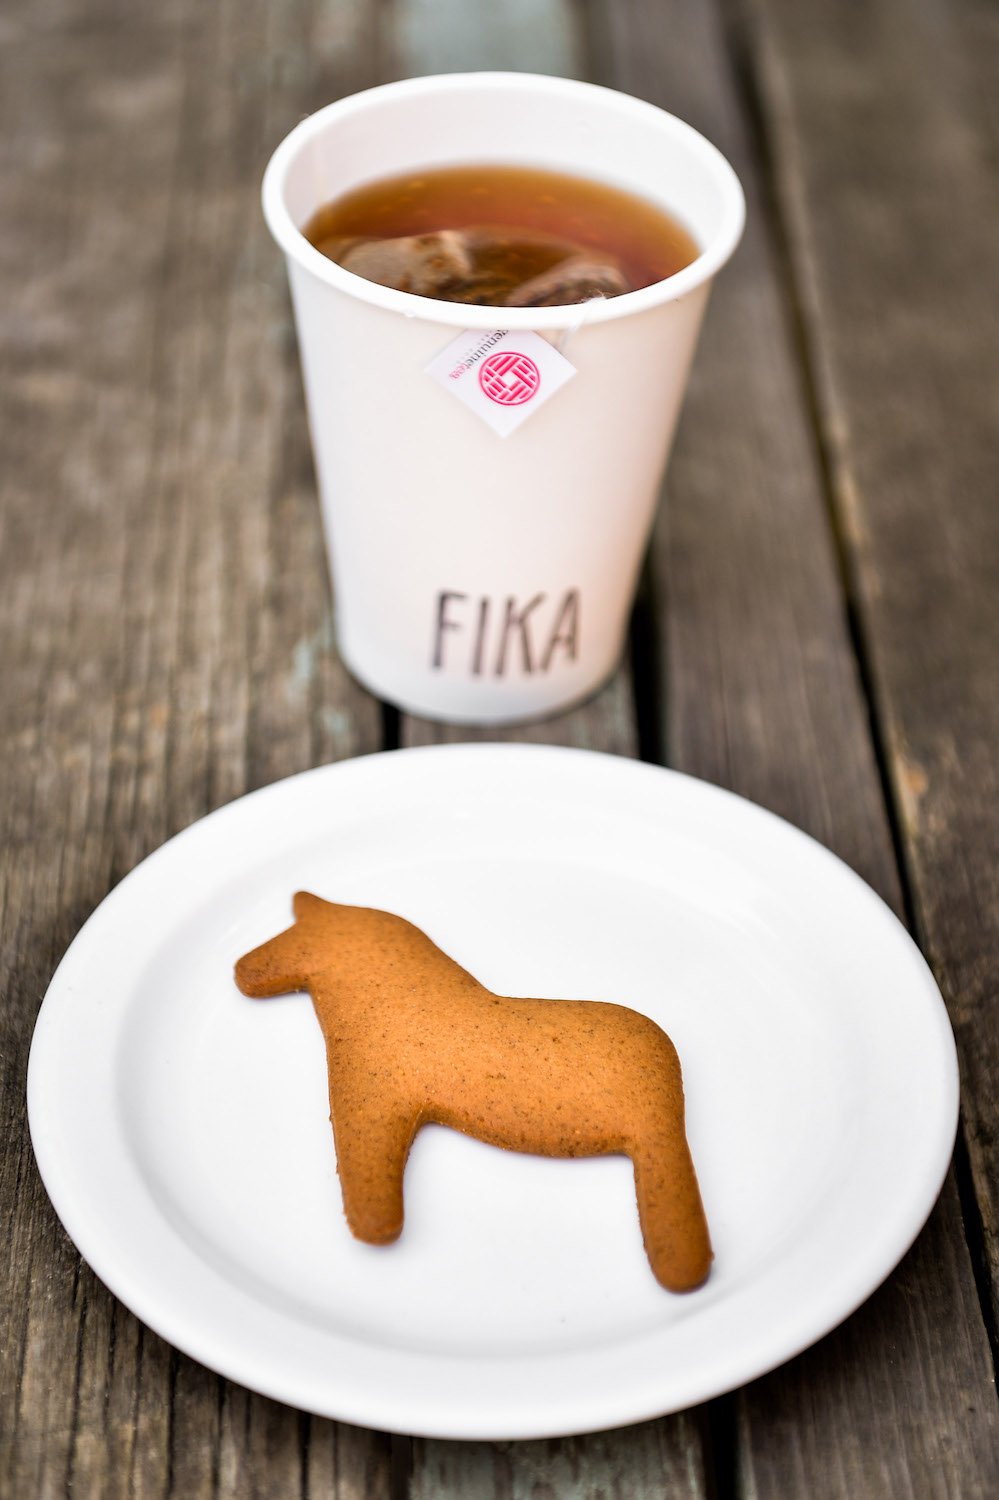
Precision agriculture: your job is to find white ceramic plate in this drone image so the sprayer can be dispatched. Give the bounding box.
[28,745,958,1439]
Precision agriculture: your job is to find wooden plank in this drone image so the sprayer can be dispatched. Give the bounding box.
[739,0,999,1335]
[588,0,999,1495]
[0,1,387,1496]
[587,0,900,886]
[390,0,584,79]
[393,5,707,1497]
[736,1176,999,1500]
[409,1418,708,1500]
[403,665,638,755]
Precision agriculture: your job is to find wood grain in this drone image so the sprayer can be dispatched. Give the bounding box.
[588,0,999,1494]
[736,1176,999,1500]
[739,0,999,1335]
[0,1,386,1496]
[409,1419,709,1500]
[403,664,638,755]
[390,0,584,79]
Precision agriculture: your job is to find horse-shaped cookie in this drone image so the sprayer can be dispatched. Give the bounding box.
[235,892,711,1291]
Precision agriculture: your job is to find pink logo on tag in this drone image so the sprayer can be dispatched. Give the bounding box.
[479,352,541,406]
[427,328,574,436]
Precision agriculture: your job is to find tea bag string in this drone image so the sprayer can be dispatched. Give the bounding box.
[553,295,601,358]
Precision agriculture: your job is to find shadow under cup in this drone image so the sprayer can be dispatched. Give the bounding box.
[263,73,744,726]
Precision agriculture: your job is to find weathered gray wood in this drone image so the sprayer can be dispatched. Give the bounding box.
[391,0,584,79]
[740,0,999,1335]
[590,0,999,1495]
[403,664,637,754]
[737,1175,998,1500]
[0,1,386,1496]
[410,1419,708,1500]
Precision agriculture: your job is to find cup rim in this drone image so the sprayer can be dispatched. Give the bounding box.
[262,72,746,331]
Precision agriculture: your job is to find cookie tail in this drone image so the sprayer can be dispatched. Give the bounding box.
[632,1134,712,1292]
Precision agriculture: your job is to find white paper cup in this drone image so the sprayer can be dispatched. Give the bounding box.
[263,73,744,724]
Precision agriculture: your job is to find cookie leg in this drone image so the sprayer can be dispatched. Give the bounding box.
[632,1132,712,1292]
[331,1109,418,1246]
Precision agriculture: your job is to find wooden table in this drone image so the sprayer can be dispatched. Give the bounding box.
[3,1,997,1494]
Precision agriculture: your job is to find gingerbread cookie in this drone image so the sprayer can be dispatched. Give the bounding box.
[235,893,711,1291]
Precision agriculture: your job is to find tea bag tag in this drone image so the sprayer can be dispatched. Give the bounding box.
[425,328,576,437]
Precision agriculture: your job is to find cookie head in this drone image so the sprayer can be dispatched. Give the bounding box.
[234,891,338,997]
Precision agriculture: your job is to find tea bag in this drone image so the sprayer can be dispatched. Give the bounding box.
[325,226,633,307]
[330,231,475,299]
[504,257,631,307]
